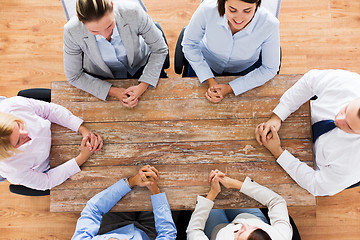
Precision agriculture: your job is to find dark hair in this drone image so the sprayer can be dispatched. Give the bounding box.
[76,0,113,23]
[358,108,360,118]
[217,0,262,17]
[247,228,272,240]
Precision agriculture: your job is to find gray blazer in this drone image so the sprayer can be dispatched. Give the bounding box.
[63,1,168,100]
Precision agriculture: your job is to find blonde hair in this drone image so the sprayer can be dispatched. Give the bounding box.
[76,0,113,23]
[0,112,23,160]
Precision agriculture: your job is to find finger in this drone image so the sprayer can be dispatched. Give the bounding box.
[205,91,213,101]
[149,166,159,179]
[128,98,138,108]
[261,125,271,144]
[208,88,220,98]
[270,126,279,139]
[94,133,103,152]
[255,125,263,145]
[81,135,90,147]
[267,131,273,140]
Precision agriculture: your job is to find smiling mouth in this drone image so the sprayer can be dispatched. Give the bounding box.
[234,19,244,25]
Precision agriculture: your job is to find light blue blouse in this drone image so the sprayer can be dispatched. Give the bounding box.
[95,23,140,78]
[182,0,280,95]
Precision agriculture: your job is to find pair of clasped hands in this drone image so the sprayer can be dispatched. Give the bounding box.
[206,78,233,103]
[108,82,149,108]
[206,169,244,201]
[127,165,161,195]
[254,114,285,159]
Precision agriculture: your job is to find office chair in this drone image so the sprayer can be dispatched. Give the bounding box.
[174,0,282,76]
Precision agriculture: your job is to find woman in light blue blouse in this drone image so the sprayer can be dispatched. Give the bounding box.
[182,0,280,103]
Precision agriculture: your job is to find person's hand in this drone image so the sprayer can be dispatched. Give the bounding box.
[77,126,103,153]
[255,114,282,145]
[206,170,222,201]
[262,126,284,158]
[75,135,94,166]
[108,86,127,102]
[121,82,149,108]
[209,169,243,190]
[205,84,232,103]
[128,165,160,194]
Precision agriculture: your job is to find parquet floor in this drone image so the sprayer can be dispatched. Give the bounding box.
[0,0,359,239]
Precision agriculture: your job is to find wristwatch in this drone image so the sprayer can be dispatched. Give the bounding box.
[124,177,132,189]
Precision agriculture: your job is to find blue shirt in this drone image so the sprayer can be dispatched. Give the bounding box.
[96,24,139,78]
[71,179,177,240]
[182,0,280,96]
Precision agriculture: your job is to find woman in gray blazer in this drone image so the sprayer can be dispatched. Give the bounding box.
[63,0,168,108]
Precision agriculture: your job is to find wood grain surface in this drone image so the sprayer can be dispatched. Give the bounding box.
[50,75,315,212]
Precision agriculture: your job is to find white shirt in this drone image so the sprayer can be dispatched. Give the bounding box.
[0,97,83,190]
[182,0,280,96]
[186,177,292,240]
[95,23,139,78]
[273,69,360,196]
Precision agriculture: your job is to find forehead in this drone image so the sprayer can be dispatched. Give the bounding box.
[346,98,360,131]
[225,0,256,8]
[84,11,114,31]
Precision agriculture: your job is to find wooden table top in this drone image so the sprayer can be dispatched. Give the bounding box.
[50,75,315,212]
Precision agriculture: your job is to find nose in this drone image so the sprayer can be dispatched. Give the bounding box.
[335,112,346,126]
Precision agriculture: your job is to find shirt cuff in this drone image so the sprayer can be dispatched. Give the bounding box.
[197,195,215,207]
[276,150,295,171]
[151,192,168,207]
[273,103,292,121]
[65,158,81,176]
[229,77,245,96]
[240,176,256,194]
[72,118,84,133]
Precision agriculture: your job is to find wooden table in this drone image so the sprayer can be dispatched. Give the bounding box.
[50,75,315,212]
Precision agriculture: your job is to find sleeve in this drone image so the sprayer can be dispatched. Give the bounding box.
[182,3,215,82]
[71,179,132,240]
[277,150,348,196]
[136,7,168,87]
[151,192,177,240]
[19,97,84,132]
[240,177,292,240]
[7,158,80,190]
[272,70,327,121]
[63,25,112,101]
[186,196,214,240]
[228,21,280,96]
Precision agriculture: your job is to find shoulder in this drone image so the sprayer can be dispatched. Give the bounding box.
[113,1,145,19]
[0,96,30,112]
[256,7,279,27]
[64,16,85,37]
[305,69,360,82]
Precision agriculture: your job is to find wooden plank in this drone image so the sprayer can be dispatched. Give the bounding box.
[50,184,315,212]
[51,116,311,145]
[50,139,313,167]
[54,97,310,122]
[51,75,303,102]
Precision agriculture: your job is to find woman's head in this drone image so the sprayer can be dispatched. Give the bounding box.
[77,0,116,40]
[76,0,113,23]
[218,0,261,32]
[0,113,28,160]
[247,228,272,240]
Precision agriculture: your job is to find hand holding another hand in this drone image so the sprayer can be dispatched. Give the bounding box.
[128,165,161,195]
[121,82,149,108]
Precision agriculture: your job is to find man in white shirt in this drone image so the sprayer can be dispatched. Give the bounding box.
[255,69,360,196]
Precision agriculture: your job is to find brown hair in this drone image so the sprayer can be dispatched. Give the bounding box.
[247,228,272,240]
[217,0,262,17]
[76,0,113,23]
[0,112,23,160]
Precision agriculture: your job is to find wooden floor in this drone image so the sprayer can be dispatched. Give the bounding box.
[0,0,359,239]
